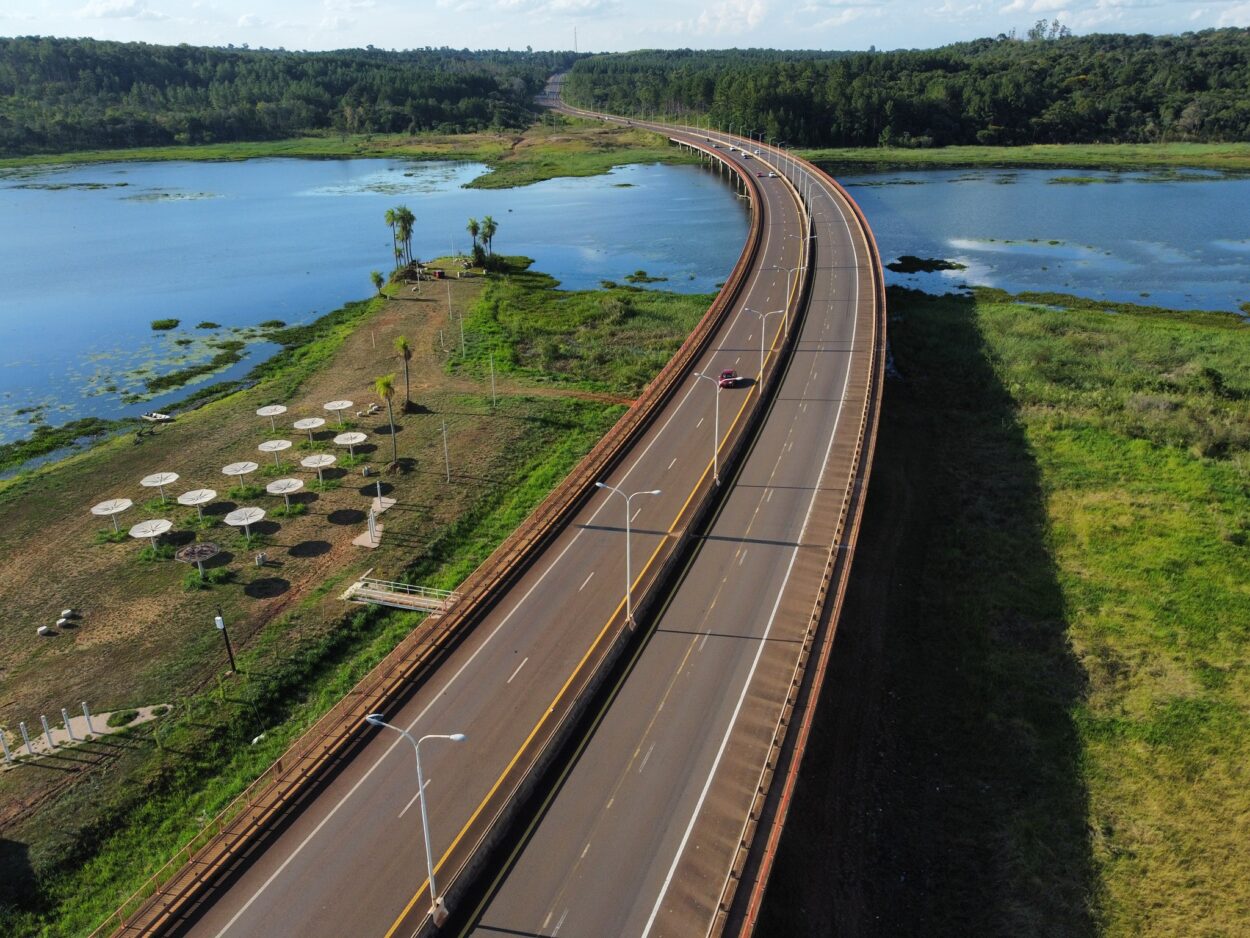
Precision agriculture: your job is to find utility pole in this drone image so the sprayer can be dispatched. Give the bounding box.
[214,607,237,674]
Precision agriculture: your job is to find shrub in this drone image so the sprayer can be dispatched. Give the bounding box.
[182,567,234,591]
[106,710,139,728]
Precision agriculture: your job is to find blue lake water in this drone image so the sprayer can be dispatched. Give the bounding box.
[0,158,750,443]
[833,166,1250,312]
[6,159,1250,448]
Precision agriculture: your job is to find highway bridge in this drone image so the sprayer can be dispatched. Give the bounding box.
[101,85,884,938]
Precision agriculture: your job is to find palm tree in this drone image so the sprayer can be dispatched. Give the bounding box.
[395,205,415,266]
[384,208,399,270]
[466,217,480,253]
[481,215,498,256]
[375,373,398,467]
[370,270,384,296]
[395,335,412,412]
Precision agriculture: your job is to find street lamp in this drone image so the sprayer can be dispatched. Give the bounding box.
[214,607,236,673]
[764,265,804,334]
[692,371,725,485]
[363,715,466,928]
[750,308,785,380]
[594,481,661,626]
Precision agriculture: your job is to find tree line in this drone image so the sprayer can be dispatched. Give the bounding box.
[562,27,1250,147]
[0,37,580,156]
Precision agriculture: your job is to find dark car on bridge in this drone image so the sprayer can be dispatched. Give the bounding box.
[718,368,739,388]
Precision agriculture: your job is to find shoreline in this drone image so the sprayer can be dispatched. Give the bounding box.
[8,274,1246,484]
[0,117,697,189]
[0,295,378,484]
[802,140,1250,172]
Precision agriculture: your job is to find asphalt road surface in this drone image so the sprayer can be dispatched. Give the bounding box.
[467,128,876,938]
[179,125,811,938]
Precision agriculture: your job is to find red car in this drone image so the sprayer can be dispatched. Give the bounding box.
[718,368,739,388]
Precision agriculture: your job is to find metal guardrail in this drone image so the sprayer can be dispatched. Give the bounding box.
[98,119,770,938]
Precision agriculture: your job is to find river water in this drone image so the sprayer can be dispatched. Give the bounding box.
[5,159,1250,447]
[833,165,1250,312]
[0,158,749,443]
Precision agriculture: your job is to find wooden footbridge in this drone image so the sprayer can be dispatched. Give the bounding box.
[339,570,459,615]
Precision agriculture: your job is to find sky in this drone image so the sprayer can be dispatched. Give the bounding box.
[2,0,1248,53]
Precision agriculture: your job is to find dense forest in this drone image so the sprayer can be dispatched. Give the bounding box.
[563,27,1250,147]
[0,38,579,155]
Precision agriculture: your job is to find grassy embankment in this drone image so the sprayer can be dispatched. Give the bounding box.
[0,115,696,190]
[761,287,1250,936]
[801,141,1250,172]
[452,264,714,394]
[0,260,715,936]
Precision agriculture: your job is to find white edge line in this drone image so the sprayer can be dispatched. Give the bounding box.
[641,167,861,938]
[507,657,530,685]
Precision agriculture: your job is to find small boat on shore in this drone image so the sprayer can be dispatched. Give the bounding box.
[141,411,174,423]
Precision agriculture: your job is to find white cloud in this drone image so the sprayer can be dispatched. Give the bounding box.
[1000,0,1072,13]
[490,0,617,15]
[1217,1,1250,25]
[691,0,770,35]
[815,6,871,29]
[929,0,985,16]
[77,0,168,20]
[27,0,1250,55]
[319,14,356,29]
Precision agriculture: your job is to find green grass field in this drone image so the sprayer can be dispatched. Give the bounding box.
[450,258,714,393]
[0,116,696,189]
[801,141,1250,172]
[762,286,1250,936]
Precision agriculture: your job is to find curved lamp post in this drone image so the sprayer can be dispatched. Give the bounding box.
[594,482,661,626]
[363,715,466,928]
[749,308,785,380]
[764,265,804,334]
[692,371,725,485]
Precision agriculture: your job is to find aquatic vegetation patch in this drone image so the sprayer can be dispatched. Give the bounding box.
[624,269,668,283]
[123,190,218,202]
[10,181,129,191]
[0,416,127,473]
[136,340,247,397]
[1048,174,1122,185]
[887,255,968,274]
[150,319,180,331]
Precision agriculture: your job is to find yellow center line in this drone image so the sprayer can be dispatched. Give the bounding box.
[383,147,806,938]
